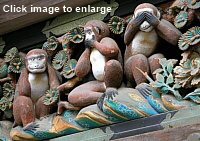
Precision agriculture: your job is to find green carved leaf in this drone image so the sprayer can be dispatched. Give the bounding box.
[0,63,8,79]
[140,57,182,101]
[174,10,188,29]
[178,26,200,51]
[156,73,165,83]
[8,57,25,73]
[184,88,200,98]
[153,68,163,75]
[151,81,163,88]
[173,83,181,89]
[4,47,18,63]
[159,58,168,68]
[42,36,59,51]
[167,60,177,74]
[166,74,174,84]
[3,83,14,101]
[187,0,200,9]
[67,26,85,43]
[188,96,200,104]
[52,50,68,70]
[0,97,9,111]
[43,88,59,106]
[108,16,125,34]
[61,59,77,79]
[173,90,183,100]
[167,63,173,74]
[191,75,200,85]
[184,88,200,103]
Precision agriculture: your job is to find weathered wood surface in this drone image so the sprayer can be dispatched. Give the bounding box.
[0,0,99,35]
[113,123,200,141]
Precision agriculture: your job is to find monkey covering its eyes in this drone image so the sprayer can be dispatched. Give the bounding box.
[124,3,181,86]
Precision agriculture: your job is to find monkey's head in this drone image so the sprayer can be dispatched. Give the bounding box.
[26,49,48,73]
[134,3,161,32]
[84,20,110,42]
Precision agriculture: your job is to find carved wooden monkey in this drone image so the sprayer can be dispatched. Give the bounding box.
[57,20,123,113]
[13,49,60,127]
[124,3,181,86]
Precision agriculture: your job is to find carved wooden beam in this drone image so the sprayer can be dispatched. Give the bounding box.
[0,0,99,35]
[0,0,172,55]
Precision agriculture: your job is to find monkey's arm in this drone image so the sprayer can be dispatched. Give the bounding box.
[92,38,119,58]
[75,48,91,78]
[124,13,146,46]
[0,77,12,83]
[145,12,181,46]
[18,68,31,97]
[57,77,81,91]
[156,19,181,46]
[48,63,60,89]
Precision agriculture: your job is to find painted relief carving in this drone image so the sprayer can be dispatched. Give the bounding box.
[12,49,60,128]
[108,16,125,34]
[124,3,181,86]
[169,0,200,29]
[0,2,199,141]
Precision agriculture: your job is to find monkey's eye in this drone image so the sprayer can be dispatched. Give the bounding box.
[28,58,34,61]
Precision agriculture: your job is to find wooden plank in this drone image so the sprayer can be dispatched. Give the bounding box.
[0,0,99,35]
[113,123,200,141]
[50,106,200,141]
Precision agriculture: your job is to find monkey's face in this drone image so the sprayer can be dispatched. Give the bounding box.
[84,27,96,41]
[135,8,157,32]
[27,54,47,73]
[84,26,101,43]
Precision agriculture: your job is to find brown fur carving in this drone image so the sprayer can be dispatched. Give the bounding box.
[13,49,60,127]
[124,3,181,86]
[57,20,123,113]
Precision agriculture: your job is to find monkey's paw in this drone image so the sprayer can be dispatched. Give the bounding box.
[136,83,153,98]
[105,88,118,101]
[84,39,95,48]
[57,101,81,115]
[23,122,39,132]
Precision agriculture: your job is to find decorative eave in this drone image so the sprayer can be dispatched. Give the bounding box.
[0,0,99,35]
[0,0,172,55]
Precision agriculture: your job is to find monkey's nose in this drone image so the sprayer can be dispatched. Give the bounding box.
[34,64,39,68]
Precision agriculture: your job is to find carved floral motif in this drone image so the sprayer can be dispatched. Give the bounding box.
[108,16,125,34]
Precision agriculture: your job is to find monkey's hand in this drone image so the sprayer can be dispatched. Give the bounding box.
[131,12,146,27]
[145,12,160,27]
[136,83,153,98]
[0,77,12,83]
[84,39,95,48]
[23,122,39,132]
[105,87,118,101]
[57,101,81,115]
